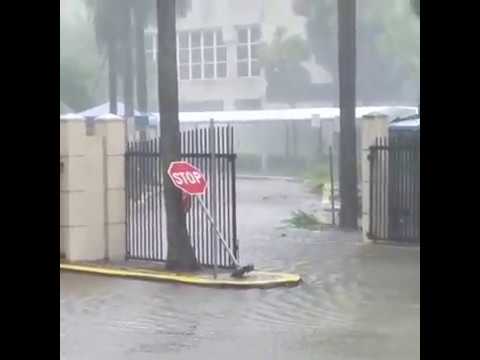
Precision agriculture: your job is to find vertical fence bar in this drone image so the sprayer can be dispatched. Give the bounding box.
[148,140,155,259]
[221,127,227,266]
[153,138,159,260]
[373,138,379,238]
[160,136,165,260]
[370,140,376,238]
[133,141,138,257]
[187,129,194,255]
[209,119,218,276]
[226,126,232,264]
[231,126,238,263]
[202,128,211,264]
[382,137,388,239]
[140,141,146,258]
[193,128,199,261]
[388,137,394,240]
[125,142,131,258]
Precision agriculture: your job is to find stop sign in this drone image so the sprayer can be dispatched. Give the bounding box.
[167,161,207,195]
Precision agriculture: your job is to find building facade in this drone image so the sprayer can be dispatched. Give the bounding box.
[145,0,332,111]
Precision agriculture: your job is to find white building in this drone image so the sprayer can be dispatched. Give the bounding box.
[145,0,333,111]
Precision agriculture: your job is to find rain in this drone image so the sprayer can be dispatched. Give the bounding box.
[60,1,420,359]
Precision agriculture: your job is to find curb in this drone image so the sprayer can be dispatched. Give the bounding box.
[60,262,302,289]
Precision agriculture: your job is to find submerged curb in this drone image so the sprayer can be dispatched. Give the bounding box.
[60,262,302,289]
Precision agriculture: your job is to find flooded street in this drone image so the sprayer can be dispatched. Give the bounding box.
[60,179,419,360]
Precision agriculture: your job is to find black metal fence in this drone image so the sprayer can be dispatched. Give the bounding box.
[125,126,238,268]
[368,137,420,243]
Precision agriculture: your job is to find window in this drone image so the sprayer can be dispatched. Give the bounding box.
[144,28,227,81]
[177,29,227,80]
[237,25,262,77]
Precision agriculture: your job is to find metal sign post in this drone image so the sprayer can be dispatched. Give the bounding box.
[196,197,240,268]
[167,156,251,278]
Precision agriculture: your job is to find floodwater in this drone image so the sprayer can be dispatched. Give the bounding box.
[60,178,420,360]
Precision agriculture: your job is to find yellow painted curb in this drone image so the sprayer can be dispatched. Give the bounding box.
[60,262,302,289]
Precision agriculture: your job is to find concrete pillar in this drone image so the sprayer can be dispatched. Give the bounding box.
[361,112,389,242]
[61,114,105,261]
[97,114,127,261]
[61,114,87,260]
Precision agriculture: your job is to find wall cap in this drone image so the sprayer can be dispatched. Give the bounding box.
[60,114,85,122]
[362,112,388,120]
[95,113,124,122]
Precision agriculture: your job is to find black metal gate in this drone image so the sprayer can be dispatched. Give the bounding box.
[368,137,420,243]
[125,126,238,268]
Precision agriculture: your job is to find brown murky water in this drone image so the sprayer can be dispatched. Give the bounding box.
[60,179,419,360]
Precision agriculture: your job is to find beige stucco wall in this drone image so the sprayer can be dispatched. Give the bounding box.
[60,114,126,262]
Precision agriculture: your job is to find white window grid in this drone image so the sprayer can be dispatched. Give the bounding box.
[236,25,262,77]
[177,29,227,80]
[144,28,227,81]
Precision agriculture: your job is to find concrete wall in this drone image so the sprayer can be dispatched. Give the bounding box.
[60,114,126,262]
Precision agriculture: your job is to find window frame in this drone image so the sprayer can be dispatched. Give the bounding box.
[236,25,262,78]
[177,29,228,81]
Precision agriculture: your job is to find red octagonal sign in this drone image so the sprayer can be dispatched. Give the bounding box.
[167,161,207,196]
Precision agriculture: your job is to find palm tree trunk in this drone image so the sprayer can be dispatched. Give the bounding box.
[337,0,358,229]
[123,5,135,121]
[108,42,118,114]
[134,5,148,140]
[156,0,198,271]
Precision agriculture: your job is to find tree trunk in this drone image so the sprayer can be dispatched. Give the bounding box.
[134,5,148,140]
[156,0,198,271]
[108,42,118,114]
[337,0,358,229]
[123,6,135,119]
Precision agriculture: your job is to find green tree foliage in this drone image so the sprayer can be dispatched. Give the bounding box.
[411,0,420,17]
[60,57,95,112]
[293,0,419,104]
[260,27,313,107]
[60,2,99,111]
